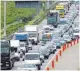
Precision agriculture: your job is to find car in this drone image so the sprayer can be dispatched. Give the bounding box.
[52,38,62,49]
[46,41,56,54]
[72,27,79,39]
[59,38,66,45]
[17,64,37,71]
[20,42,28,54]
[28,42,32,50]
[24,52,42,70]
[42,25,54,33]
[63,34,72,43]
[39,45,50,59]
[28,50,44,63]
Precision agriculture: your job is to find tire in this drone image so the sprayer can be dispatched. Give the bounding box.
[9,61,12,70]
[12,59,15,67]
[52,50,55,54]
[38,65,41,70]
[42,60,44,63]
[46,56,48,59]
[36,43,37,45]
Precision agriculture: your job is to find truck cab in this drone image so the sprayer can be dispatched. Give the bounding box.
[1,40,15,70]
[42,32,53,44]
[47,10,59,28]
[24,25,39,45]
[56,2,69,18]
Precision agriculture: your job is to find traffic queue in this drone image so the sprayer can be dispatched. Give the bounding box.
[1,1,79,70]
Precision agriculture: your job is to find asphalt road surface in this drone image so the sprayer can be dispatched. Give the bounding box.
[54,43,79,70]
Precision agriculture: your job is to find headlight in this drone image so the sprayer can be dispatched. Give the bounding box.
[53,45,56,47]
[6,64,9,66]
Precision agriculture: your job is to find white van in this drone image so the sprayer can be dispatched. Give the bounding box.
[24,52,42,70]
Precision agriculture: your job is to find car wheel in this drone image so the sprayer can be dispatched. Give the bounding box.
[9,61,12,70]
[38,65,41,70]
[46,56,48,59]
[52,50,55,54]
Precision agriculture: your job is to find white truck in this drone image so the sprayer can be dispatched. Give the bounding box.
[24,52,42,70]
[24,25,39,45]
[10,40,20,52]
[58,2,69,14]
[10,40,20,61]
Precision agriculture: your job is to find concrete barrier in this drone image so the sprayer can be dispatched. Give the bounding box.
[44,38,79,71]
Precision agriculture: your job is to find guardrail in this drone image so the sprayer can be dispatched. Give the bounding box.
[44,38,79,70]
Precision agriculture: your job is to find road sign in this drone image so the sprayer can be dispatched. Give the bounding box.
[15,1,41,14]
[15,1,41,8]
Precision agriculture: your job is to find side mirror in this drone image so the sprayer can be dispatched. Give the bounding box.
[40,55,44,59]
[23,59,24,61]
[11,47,15,52]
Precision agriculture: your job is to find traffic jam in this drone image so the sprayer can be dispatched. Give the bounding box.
[1,1,79,71]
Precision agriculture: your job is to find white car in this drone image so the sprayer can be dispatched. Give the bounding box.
[24,52,41,70]
[63,34,72,43]
[39,45,50,59]
[28,42,32,50]
[20,42,27,54]
[72,27,79,38]
[17,64,37,71]
[46,41,56,54]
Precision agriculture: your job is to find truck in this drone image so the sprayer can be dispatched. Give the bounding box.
[47,10,60,28]
[10,40,20,52]
[14,32,29,41]
[42,32,53,44]
[10,40,21,61]
[24,25,39,45]
[1,40,15,70]
[56,2,69,18]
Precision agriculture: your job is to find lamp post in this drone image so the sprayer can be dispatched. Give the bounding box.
[4,1,6,39]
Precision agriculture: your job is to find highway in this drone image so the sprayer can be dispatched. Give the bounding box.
[1,1,79,71]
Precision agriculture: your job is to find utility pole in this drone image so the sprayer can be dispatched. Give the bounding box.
[4,1,6,38]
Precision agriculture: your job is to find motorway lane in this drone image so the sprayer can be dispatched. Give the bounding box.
[38,19,47,32]
[12,18,47,70]
[12,61,24,70]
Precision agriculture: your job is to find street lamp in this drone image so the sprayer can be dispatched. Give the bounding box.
[4,1,6,39]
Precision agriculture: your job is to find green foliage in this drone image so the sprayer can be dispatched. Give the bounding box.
[1,1,46,39]
[1,1,36,28]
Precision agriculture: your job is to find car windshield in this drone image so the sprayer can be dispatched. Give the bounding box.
[53,39,59,44]
[25,54,40,60]
[60,20,67,24]
[73,29,79,33]
[63,35,70,39]
[24,64,36,68]
[48,13,57,23]
[1,45,9,53]
[50,28,54,31]
[29,32,36,37]
[60,9,64,12]
[20,44,25,47]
